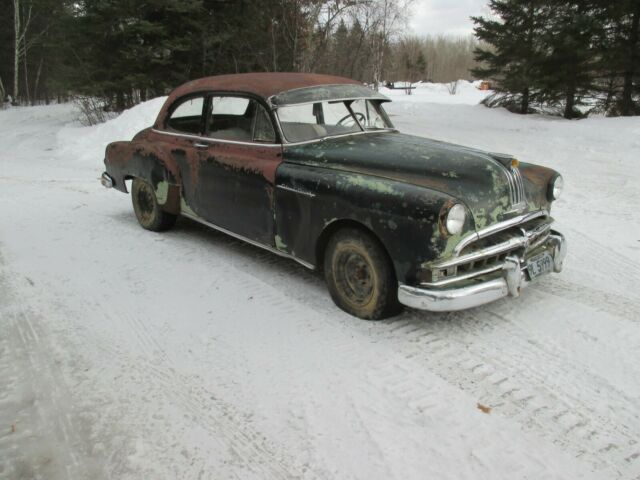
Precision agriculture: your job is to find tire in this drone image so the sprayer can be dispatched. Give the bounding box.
[131,178,177,231]
[324,228,402,320]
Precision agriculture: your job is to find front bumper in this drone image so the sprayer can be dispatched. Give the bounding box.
[398,231,566,312]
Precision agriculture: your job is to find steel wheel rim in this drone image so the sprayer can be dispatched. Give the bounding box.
[335,249,375,305]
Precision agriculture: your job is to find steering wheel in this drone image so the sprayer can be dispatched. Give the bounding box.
[337,112,366,126]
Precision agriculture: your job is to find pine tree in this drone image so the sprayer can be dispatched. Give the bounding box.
[537,1,602,119]
[604,0,640,115]
[472,0,550,114]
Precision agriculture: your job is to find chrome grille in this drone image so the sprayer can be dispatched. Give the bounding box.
[422,216,552,286]
[506,166,526,209]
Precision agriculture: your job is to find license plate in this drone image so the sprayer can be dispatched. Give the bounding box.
[527,252,553,280]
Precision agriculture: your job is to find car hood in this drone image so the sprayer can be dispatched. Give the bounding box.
[283,131,551,230]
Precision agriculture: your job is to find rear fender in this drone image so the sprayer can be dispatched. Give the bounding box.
[104,140,181,214]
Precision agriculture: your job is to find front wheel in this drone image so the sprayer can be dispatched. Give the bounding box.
[131,178,177,231]
[324,228,402,320]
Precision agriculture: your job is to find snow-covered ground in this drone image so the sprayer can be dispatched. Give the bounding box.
[1,84,639,480]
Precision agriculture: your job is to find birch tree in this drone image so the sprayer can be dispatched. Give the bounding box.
[13,0,33,104]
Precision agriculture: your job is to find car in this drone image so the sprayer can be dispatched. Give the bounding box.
[102,72,567,320]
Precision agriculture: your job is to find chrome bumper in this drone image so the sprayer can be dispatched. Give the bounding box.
[101,172,114,188]
[398,232,567,312]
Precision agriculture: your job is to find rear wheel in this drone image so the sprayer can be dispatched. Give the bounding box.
[324,228,401,320]
[131,178,176,231]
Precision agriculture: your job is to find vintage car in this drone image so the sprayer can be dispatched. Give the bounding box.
[102,73,566,320]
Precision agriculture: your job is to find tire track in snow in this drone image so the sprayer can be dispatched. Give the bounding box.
[0,251,94,480]
[129,220,640,479]
[105,302,312,480]
[372,309,640,479]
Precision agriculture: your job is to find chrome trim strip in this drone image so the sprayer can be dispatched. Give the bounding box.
[276,184,316,198]
[454,210,549,255]
[271,95,391,108]
[279,129,397,147]
[181,211,315,270]
[420,263,504,288]
[151,129,283,148]
[433,237,525,269]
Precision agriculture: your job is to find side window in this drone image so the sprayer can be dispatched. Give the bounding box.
[207,96,252,141]
[253,104,276,143]
[207,96,275,143]
[166,96,204,134]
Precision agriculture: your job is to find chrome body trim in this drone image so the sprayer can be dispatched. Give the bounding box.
[276,184,316,198]
[151,126,397,148]
[454,210,549,256]
[101,172,114,188]
[151,129,283,148]
[398,231,566,312]
[504,166,526,211]
[279,128,398,147]
[270,95,391,108]
[434,237,524,270]
[180,211,315,270]
[420,263,504,288]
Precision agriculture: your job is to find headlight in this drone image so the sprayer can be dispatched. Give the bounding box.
[548,175,564,201]
[445,203,466,235]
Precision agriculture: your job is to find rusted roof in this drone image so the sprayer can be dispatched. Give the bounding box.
[168,72,363,102]
[154,72,378,129]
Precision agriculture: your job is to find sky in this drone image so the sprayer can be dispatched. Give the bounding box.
[409,0,490,37]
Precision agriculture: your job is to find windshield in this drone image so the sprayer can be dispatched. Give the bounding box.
[276,99,392,143]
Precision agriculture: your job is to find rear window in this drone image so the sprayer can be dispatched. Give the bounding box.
[166,97,204,134]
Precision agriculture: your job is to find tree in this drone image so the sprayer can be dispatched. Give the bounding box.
[537,1,602,119]
[13,0,34,104]
[603,0,640,115]
[472,0,550,114]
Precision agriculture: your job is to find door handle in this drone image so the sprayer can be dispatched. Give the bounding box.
[193,142,209,149]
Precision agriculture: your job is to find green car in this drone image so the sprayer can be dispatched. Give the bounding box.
[102,73,566,320]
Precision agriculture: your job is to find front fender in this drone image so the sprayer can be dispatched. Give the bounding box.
[274,163,475,283]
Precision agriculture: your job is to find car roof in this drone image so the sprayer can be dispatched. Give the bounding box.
[167,72,363,101]
[154,72,389,129]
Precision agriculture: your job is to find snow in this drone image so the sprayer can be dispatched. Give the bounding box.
[380,80,492,105]
[1,84,640,480]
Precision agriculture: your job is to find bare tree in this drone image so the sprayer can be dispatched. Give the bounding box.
[363,0,413,89]
[389,34,480,84]
[0,76,5,104]
[13,0,35,104]
[301,0,362,72]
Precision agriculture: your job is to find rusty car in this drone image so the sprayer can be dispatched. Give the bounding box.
[101,73,566,320]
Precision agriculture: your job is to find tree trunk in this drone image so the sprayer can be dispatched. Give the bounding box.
[604,75,615,112]
[23,44,30,104]
[564,82,576,119]
[521,87,529,114]
[621,1,640,116]
[33,56,43,104]
[116,91,125,112]
[14,0,20,103]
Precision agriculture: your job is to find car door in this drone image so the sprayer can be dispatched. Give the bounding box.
[184,94,282,246]
[161,92,207,199]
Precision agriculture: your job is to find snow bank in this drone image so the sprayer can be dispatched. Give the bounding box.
[381,80,491,105]
[57,96,167,164]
